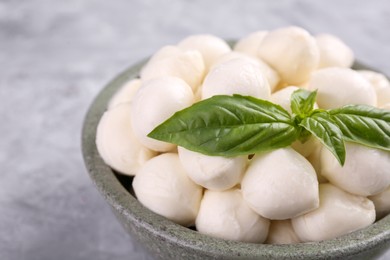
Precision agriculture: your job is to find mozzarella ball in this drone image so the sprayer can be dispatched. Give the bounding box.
[201,58,271,100]
[131,77,194,152]
[369,186,390,220]
[306,144,328,184]
[96,103,156,175]
[382,103,390,110]
[270,85,318,114]
[358,70,390,107]
[133,153,203,226]
[177,34,231,71]
[241,148,319,220]
[265,220,301,244]
[270,86,299,114]
[178,147,247,191]
[292,183,375,242]
[196,189,270,243]
[233,30,268,57]
[315,34,354,68]
[212,52,280,91]
[308,67,377,109]
[256,58,280,92]
[144,45,182,64]
[140,46,205,91]
[107,79,142,109]
[258,26,319,85]
[321,142,390,196]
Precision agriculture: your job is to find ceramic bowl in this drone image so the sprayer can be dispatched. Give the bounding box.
[82,59,390,259]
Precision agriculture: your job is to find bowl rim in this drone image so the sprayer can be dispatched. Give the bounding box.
[81,58,390,259]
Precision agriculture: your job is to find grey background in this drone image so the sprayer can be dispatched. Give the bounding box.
[1,0,389,259]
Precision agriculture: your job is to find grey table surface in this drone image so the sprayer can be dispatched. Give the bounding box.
[1,0,390,259]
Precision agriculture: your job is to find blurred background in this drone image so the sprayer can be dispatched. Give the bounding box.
[1,0,389,259]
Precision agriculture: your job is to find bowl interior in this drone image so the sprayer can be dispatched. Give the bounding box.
[82,58,390,259]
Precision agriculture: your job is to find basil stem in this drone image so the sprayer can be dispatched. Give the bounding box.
[291,89,318,118]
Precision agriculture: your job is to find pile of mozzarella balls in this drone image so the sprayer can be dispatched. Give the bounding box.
[96,26,390,244]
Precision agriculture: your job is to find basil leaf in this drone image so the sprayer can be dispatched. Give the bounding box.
[300,112,346,165]
[291,89,318,117]
[148,95,299,157]
[329,105,390,151]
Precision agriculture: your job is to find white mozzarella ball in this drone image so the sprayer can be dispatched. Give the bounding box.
[178,147,247,191]
[201,58,271,100]
[270,86,299,114]
[258,26,319,85]
[133,153,203,226]
[177,34,231,71]
[306,144,328,184]
[292,183,375,242]
[265,220,301,244]
[308,67,377,109]
[241,148,319,220]
[315,34,354,68]
[256,58,280,92]
[196,189,270,243]
[369,186,390,219]
[140,46,205,91]
[131,77,194,152]
[145,45,183,64]
[96,103,156,176]
[270,85,318,114]
[382,103,390,110]
[257,58,280,92]
[358,70,390,107]
[233,30,268,57]
[212,52,280,91]
[321,142,390,196]
[107,79,142,109]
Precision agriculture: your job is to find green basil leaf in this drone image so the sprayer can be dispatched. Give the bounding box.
[291,89,318,117]
[148,95,299,156]
[329,105,390,151]
[300,112,346,165]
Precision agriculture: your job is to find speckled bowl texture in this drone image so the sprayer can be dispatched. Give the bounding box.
[82,59,390,259]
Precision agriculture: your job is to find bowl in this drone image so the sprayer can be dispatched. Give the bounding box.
[82,58,390,259]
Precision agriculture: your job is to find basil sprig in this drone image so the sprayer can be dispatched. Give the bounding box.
[148,89,390,166]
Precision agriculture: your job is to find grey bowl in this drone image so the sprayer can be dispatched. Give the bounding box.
[82,60,390,259]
